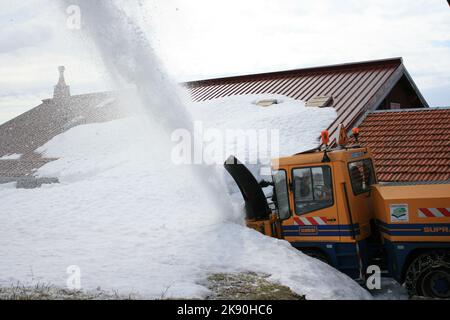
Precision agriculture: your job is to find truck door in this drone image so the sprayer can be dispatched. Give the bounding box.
[345,158,376,240]
[287,164,340,241]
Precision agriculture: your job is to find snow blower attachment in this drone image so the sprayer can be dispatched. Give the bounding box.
[224,156,282,238]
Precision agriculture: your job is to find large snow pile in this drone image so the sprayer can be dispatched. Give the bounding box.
[0,96,371,300]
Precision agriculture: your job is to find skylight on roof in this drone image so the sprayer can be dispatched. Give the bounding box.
[305,95,333,108]
[254,98,279,107]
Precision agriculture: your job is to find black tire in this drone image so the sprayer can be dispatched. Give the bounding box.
[405,251,450,299]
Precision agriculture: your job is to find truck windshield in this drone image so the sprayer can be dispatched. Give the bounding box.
[348,159,376,195]
[272,170,290,220]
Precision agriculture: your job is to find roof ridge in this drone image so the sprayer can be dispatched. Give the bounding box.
[183,57,403,85]
[45,90,115,101]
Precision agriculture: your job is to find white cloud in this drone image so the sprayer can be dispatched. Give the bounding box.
[0,17,53,53]
[143,1,450,83]
[0,0,449,124]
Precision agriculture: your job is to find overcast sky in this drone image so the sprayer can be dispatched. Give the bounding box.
[0,0,449,124]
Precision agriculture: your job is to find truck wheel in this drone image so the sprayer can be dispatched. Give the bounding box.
[405,251,450,299]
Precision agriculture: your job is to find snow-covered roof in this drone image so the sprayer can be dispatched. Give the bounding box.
[183,57,428,141]
[0,91,125,187]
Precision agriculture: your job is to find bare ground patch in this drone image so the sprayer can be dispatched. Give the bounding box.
[205,272,305,300]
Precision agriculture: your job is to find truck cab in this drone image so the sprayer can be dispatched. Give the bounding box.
[272,147,376,280]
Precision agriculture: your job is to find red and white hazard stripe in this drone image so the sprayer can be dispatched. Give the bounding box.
[293,217,328,225]
[418,208,450,218]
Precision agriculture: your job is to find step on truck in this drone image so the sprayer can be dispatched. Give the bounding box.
[224,126,450,298]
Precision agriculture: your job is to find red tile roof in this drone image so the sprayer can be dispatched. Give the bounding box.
[358,108,450,182]
[184,58,428,141]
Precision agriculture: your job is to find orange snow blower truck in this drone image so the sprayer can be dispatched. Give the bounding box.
[224,126,450,298]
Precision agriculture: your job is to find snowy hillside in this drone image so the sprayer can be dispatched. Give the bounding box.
[0,95,372,299]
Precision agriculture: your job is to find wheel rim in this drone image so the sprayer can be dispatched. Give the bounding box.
[421,269,450,299]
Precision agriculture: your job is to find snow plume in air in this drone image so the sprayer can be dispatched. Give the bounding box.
[60,0,234,218]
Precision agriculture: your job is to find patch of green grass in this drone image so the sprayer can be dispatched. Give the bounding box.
[206,272,305,300]
[0,283,138,300]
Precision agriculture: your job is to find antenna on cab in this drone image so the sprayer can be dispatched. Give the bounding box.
[352,127,360,146]
[321,130,331,162]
